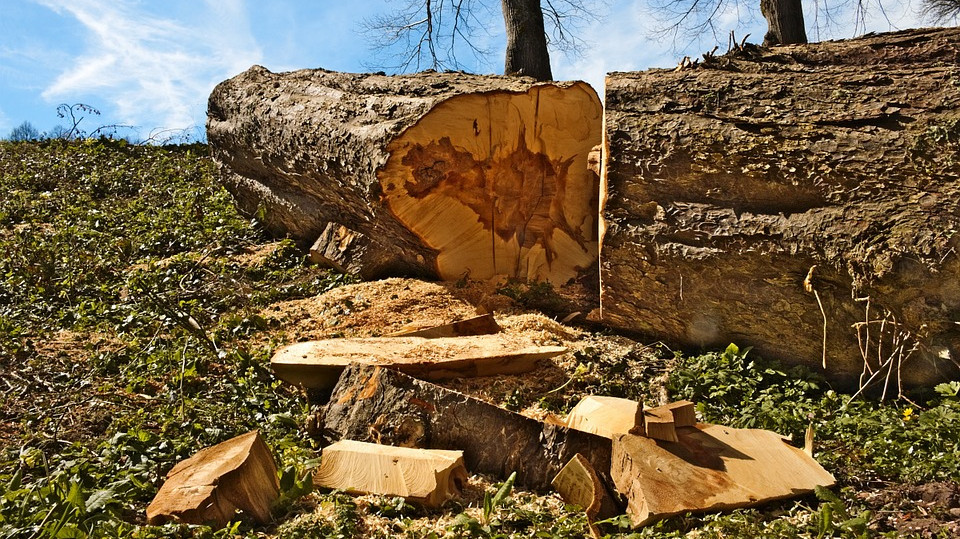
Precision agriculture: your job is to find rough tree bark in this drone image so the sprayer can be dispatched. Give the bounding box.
[600,28,960,387]
[207,67,601,283]
[760,0,807,46]
[318,364,613,491]
[502,0,553,81]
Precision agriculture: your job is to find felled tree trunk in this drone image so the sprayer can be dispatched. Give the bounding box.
[600,28,960,386]
[208,68,602,283]
[318,364,613,491]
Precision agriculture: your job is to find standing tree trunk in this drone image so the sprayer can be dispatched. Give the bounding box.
[502,0,553,80]
[760,0,807,46]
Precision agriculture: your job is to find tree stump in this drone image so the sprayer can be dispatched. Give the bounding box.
[208,68,602,284]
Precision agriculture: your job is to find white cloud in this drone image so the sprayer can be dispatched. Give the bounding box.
[36,0,262,131]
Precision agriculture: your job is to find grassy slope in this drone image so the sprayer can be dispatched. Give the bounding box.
[0,140,958,538]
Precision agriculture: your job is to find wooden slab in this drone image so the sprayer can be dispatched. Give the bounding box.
[565,395,643,438]
[387,313,501,338]
[319,364,613,491]
[146,430,279,528]
[314,440,467,507]
[272,334,566,389]
[611,425,837,527]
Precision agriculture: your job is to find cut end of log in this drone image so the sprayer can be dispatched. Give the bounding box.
[378,82,602,284]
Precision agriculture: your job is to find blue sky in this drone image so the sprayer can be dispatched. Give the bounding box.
[0,0,932,141]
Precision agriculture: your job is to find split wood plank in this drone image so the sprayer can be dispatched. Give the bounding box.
[272,334,566,389]
[314,440,467,507]
[146,430,279,529]
[611,425,837,527]
[565,395,643,438]
[387,313,501,338]
[319,363,613,491]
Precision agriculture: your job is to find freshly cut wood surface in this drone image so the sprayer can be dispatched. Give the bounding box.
[146,430,279,528]
[642,401,697,442]
[565,395,643,438]
[387,313,501,338]
[320,364,613,491]
[551,453,620,522]
[655,401,696,427]
[611,425,836,527]
[314,440,467,507]
[271,334,566,389]
[378,83,602,284]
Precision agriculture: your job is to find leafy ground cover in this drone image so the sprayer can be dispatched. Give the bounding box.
[1,139,958,537]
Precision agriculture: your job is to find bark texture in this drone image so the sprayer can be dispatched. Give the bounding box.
[208,67,601,283]
[502,0,553,80]
[318,364,613,491]
[760,0,807,46]
[600,28,960,386]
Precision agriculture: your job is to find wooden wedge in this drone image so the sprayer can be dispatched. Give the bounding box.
[565,395,643,438]
[551,453,620,522]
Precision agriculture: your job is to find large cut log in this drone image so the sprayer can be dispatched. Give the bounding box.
[146,430,279,528]
[319,363,613,491]
[611,426,836,527]
[271,335,566,389]
[208,68,602,283]
[600,27,960,385]
[314,440,467,507]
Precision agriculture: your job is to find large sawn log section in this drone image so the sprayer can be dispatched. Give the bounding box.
[600,28,960,385]
[208,68,602,284]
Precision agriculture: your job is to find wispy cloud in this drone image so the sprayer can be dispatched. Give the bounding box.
[36,0,262,131]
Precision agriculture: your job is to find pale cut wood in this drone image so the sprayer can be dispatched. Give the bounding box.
[319,364,613,491]
[565,395,643,438]
[642,401,697,442]
[551,453,620,522]
[377,83,602,284]
[641,407,678,443]
[657,400,696,427]
[314,440,467,507]
[387,313,501,338]
[565,397,698,443]
[146,430,279,529]
[272,334,566,389]
[611,425,836,527]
